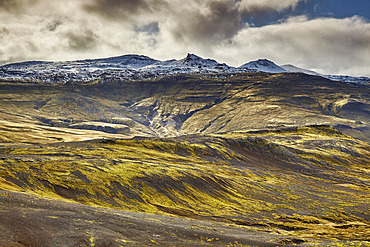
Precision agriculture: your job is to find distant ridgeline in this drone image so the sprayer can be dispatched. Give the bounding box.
[0,53,369,85]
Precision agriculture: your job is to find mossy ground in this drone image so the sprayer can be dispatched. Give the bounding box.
[0,126,368,245]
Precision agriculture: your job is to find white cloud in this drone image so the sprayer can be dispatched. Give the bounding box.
[213,16,370,76]
[238,0,301,13]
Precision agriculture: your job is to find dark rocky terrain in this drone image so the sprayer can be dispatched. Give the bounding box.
[1,190,288,247]
[0,72,369,246]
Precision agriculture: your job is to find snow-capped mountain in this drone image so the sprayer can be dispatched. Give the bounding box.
[0,53,246,83]
[323,75,370,86]
[239,59,287,73]
[281,64,370,86]
[0,54,368,85]
[281,64,320,76]
[171,53,229,69]
[140,53,235,75]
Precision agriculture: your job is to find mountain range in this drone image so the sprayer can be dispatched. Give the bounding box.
[1,53,369,85]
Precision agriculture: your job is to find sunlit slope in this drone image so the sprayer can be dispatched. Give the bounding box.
[1,72,369,143]
[180,74,369,138]
[0,126,368,241]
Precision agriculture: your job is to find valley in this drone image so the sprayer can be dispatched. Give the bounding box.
[1,72,369,141]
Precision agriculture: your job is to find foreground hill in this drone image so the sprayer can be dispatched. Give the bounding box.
[0,126,369,246]
[0,72,369,246]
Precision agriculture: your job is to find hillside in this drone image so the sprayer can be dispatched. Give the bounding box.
[1,73,369,142]
[0,72,369,246]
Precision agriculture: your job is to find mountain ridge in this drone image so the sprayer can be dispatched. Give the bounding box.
[1,53,369,85]
[281,64,320,76]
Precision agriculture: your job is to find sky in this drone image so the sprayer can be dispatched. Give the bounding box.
[0,0,369,76]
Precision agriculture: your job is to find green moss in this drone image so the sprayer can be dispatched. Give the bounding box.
[0,132,368,243]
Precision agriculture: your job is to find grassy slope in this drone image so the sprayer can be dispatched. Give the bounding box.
[1,73,369,141]
[0,126,369,244]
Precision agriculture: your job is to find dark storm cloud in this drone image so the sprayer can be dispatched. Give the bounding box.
[65,29,99,51]
[83,0,243,43]
[168,0,241,44]
[83,0,167,20]
[82,0,302,44]
[47,19,64,32]
[0,26,9,34]
[0,0,40,12]
[0,0,21,10]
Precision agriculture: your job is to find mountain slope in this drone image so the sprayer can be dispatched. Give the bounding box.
[239,59,287,73]
[1,72,368,142]
[281,64,320,76]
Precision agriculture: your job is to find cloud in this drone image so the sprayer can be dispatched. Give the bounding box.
[238,0,301,13]
[65,29,99,51]
[83,0,167,20]
[0,0,302,61]
[163,0,241,44]
[0,0,369,76]
[83,0,302,44]
[134,22,159,35]
[47,18,64,32]
[0,0,39,12]
[214,16,370,76]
